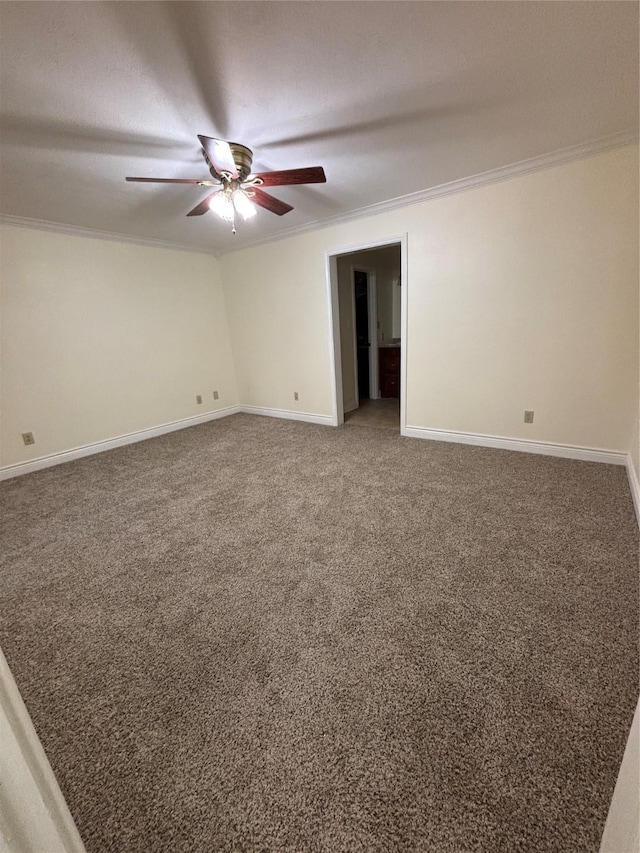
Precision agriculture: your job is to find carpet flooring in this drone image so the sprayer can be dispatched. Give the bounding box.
[0,414,638,852]
[344,399,400,431]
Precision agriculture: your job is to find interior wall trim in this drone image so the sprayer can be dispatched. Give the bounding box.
[0,407,242,481]
[239,406,334,426]
[0,214,219,257]
[1,408,632,482]
[324,233,408,431]
[0,646,86,852]
[402,424,628,467]
[626,455,640,528]
[1,134,635,259]
[219,132,639,255]
[598,699,640,853]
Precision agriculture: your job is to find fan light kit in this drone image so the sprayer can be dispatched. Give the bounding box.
[126,135,326,234]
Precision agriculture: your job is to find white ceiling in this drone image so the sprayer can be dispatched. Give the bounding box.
[0,1,637,255]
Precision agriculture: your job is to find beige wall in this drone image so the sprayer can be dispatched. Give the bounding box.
[392,272,402,340]
[337,246,401,346]
[631,395,640,483]
[628,266,639,485]
[221,145,638,454]
[221,243,333,415]
[1,146,637,469]
[0,226,238,467]
[404,149,638,448]
[345,247,401,346]
[374,246,402,345]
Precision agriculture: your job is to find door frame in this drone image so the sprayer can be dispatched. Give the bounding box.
[352,265,379,404]
[325,234,407,429]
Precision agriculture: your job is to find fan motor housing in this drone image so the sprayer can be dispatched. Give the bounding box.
[229,143,253,181]
[203,142,254,182]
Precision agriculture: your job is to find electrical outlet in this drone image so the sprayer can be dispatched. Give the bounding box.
[213,390,219,400]
[294,391,299,401]
[22,432,35,446]
[524,410,534,424]
[196,395,202,405]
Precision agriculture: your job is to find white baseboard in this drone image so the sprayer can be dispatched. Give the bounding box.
[626,455,640,528]
[2,409,632,482]
[0,406,242,481]
[239,406,334,426]
[401,425,628,466]
[0,646,86,852]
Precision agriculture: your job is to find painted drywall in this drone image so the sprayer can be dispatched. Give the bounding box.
[221,243,333,416]
[392,272,402,341]
[631,395,640,484]
[631,260,640,490]
[403,147,638,449]
[221,145,638,454]
[338,247,401,346]
[0,226,238,467]
[373,247,402,345]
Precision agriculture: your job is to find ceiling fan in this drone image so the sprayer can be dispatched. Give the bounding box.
[126,135,326,233]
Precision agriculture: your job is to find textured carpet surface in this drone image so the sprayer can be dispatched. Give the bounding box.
[0,414,638,852]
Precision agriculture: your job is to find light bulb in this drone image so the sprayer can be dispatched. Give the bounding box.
[209,190,234,221]
[233,189,257,220]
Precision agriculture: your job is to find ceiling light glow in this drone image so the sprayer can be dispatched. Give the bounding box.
[233,189,257,220]
[209,190,234,221]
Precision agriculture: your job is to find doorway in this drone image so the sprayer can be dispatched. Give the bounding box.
[326,235,407,432]
[354,270,370,399]
[352,267,379,405]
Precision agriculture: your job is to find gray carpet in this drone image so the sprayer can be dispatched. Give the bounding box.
[0,413,638,852]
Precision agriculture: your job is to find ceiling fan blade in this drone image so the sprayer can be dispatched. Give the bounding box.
[252,167,326,187]
[197,135,239,178]
[251,188,294,216]
[126,177,217,185]
[186,191,219,217]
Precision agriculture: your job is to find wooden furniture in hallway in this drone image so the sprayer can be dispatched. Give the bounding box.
[379,345,400,398]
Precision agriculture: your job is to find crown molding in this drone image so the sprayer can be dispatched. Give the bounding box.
[1,132,636,258]
[218,130,639,255]
[0,214,219,257]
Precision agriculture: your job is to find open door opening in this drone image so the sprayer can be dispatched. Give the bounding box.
[326,236,407,434]
[354,270,371,400]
